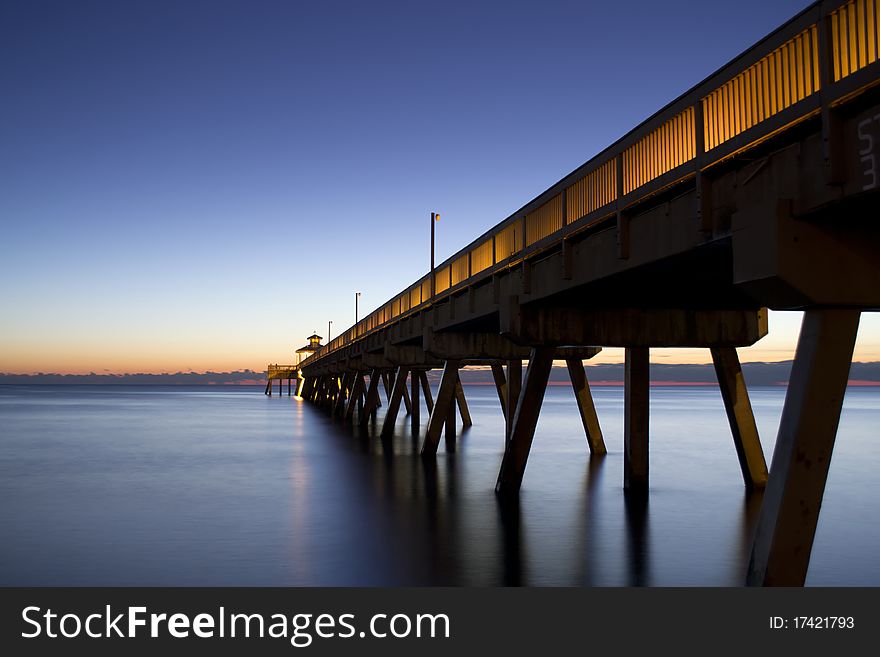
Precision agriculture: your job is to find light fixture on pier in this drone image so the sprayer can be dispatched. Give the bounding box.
[431,212,440,297]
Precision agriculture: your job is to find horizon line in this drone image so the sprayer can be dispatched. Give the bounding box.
[3,358,880,377]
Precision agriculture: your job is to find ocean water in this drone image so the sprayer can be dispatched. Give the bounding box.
[0,383,877,586]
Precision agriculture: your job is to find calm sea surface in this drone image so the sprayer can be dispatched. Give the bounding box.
[0,384,877,586]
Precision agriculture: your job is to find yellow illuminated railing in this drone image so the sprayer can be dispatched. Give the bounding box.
[525,193,563,246]
[702,26,820,151]
[566,159,616,223]
[268,364,299,376]
[624,108,696,193]
[471,238,494,275]
[831,0,880,80]
[451,254,469,286]
[494,222,521,263]
[299,0,877,370]
[435,265,450,294]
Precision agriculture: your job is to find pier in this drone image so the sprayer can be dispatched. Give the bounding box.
[264,365,301,397]
[277,0,880,586]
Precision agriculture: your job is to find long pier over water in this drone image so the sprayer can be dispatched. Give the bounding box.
[283,0,880,586]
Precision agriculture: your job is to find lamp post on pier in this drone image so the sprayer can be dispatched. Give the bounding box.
[355,291,361,324]
[328,320,333,343]
[430,212,440,297]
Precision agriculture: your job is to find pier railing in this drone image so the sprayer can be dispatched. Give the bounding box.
[268,364,300,378]
[301,0,879,369]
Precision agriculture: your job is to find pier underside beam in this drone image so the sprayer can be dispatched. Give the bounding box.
[381,366,410,438]
[424,329,599,360]
[495,347,555,495]
[747,309,860,587]
[363,354,393,371]
[625,347,650,490]
[424,331,532,360]
[711,347,767,489]
[565,358,606,455]
[384,345,444,369]
[502,306,768,348]
[421,359,461,456]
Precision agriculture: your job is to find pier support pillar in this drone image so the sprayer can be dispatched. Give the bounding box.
[360,370,382,427]
[566,358,606,456]
[625,347,649,490]
[711,347,767,489]
[421,359,460,456]
[381,372,392,404]
[506,359,522,442]
[419,371,434,413]
[454,379,473,427]
[381,366,410,438]
[445,397,457,451]
[318,377,327,404]
[491,363,507,421]
[326,377,338,410]
[345,373,365,420]
[747,309,860,586]
[333,372,352,417]
[288,378,291,396]
[495,347,555,495]
[401,376,413,416]
[325,377,334,409]
[385,369,412,415]
[411,370,420,434]
[265,380,271,396]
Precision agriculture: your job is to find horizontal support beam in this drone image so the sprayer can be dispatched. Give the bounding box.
[501,304,768,347]
[384,345,445,368]
[424,330,531,359]
[424,329,602,360]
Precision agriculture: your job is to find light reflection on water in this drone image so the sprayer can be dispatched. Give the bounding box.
[0,384,877,586]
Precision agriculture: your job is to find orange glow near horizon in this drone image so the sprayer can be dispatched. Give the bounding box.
[3,312,879,375]
[3,343,880,376]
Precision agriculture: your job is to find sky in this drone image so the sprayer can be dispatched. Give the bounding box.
[1,0,877,374]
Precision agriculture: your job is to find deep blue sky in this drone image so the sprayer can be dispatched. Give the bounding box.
[5,0,874,373]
